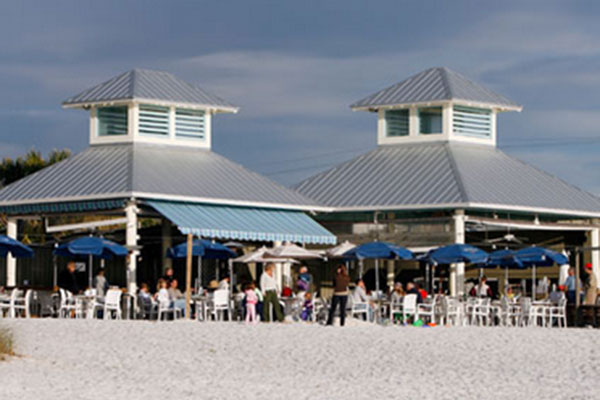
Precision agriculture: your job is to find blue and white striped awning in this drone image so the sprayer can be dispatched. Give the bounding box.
[147,200,337,245]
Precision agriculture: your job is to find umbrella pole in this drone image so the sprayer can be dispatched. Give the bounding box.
[359,260,364,279]
[375,259,380,296]
[505,267,509,292]
[532,264,536,299]
[88,254,93,290]
[196,256,202,292]
[53,251,58,288]
[185,233,193,320]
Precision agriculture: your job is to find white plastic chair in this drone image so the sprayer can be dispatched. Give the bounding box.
[157,297,182,321]
[208,289,230,321]
[348,291,370,321]
[103,289,122,320]
[548,297,567,328]
[417,296,436,324]
[402,294,417,323]
[441,296,462,326]
[389,295,403,324]
[58,288,77,318]
[473,298,492,326]
[12,289,33,318]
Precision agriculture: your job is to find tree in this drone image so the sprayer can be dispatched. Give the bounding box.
[0,149,71,188]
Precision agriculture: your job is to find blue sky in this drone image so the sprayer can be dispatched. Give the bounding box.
[1,1,600,193]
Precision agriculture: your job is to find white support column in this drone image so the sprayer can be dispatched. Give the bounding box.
[126,202,139,293]
[6,218,17,287]
[592,227,600,289]
[161,219,172,271]
[273,240,283,291]
[451,210,466,296]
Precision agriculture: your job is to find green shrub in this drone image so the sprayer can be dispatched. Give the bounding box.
[0,325,14,360]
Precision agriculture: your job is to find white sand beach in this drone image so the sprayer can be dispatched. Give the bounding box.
[0,319,598,400]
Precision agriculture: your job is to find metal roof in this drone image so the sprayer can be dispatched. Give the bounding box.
[351,67,520,111]
[148,200,336,245]
[0,143,322,211]
[294,142,600,217]
[63,69,237,112]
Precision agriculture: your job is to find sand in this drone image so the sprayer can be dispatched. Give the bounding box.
[0,319,598,399]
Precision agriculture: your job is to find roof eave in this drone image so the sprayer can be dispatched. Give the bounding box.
[0,192,331,213]
[62,98,239,114]
[329,202,600,218]
[350,99,522,113]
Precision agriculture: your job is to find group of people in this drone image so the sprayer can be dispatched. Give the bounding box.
[57,260,110,298]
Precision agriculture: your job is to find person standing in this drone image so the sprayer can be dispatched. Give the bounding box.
[583,263,598,305]
[564,268,578,304]
[260,263,284,322]
[58,261,79,294]
[327,265,350,326]
[93,269,109,298]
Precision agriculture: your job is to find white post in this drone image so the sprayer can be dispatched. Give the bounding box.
[161,219,172,271]
[452,210,466,296]
[592,227,600,289]
[273,240,283,291]
[6,218,17,287]
[125,203,139,294]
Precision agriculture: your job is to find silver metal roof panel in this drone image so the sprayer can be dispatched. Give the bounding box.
[351,67,520,111]
[294,142,600,217]
[63,69,237,111]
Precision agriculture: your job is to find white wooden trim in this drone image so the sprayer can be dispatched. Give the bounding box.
[63,98,238,114]
[352,99,522,113]
[6,218,17,287]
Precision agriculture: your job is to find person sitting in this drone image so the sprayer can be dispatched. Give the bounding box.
[300,292,314,321]
[417,283,428,301]
[390,282,405,303]
[138,283,153,319]
[218,276,230,291]
[154,279,171,309]
[161,267,175,285]
[93,269,109,298]
[471,276,493,298]
[168,279,186,316]
[352,279,374,321]
[406,282,423,303]
[58,261,80,294]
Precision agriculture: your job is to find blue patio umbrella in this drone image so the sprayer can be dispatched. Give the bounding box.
[487,249,526,288]
[0,235,34,258]
[167,239,235,259]
[514,246,568,296]
[167,239,236,291]
[428,244,489,265]
[343,241,413,296]
[54,236,128,289]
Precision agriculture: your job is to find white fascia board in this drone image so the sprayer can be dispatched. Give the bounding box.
[352,99,522,113]
[466,217,595,232]
[0,192,331,213]
[330,202,600,218]
[63,98,239,114]
[135,192,332,212]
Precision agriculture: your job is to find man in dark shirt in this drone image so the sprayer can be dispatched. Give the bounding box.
[406,282,423,304]
[58,261,79,294]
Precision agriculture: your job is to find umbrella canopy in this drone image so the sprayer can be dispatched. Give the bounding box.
[0,235,34,258]
[514,246,568,267]
[54,236,128,259]
[265,243,322,260]
[343,241,413,260]
[167,239,235,260]
[326,241,356,258]
[428,244,488,265]
[487,249,525,269]
[235,246,299,264]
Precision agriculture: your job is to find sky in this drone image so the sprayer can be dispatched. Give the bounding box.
[1,1,600,194]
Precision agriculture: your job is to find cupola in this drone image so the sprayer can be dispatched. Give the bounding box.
[350,67,521,147]
[62,68,238,149]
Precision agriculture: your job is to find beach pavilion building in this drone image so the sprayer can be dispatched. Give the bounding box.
[0,69,336,291]
[295,67,600,295]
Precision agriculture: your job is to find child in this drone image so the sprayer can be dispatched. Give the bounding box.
[154,279,170,307]
[245,283,258,324]
[138,283,153,319]
[300,291,314,321]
